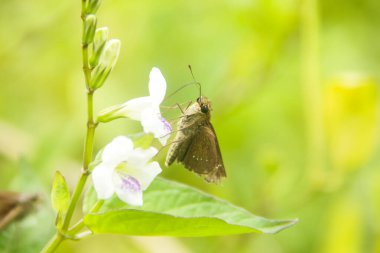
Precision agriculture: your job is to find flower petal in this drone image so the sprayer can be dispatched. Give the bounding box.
[141,108,172,145]
[125,161,162,190]
[149,67,166,105]
[102,136,133,167]
[120,96,152,121]
[157,117,172,146]
[127,147,158,167]
[114,173,143,206]
[92,163,115,199]
[140,107,161,134]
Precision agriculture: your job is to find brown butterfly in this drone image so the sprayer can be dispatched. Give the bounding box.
[0,191,39,230]
[165,96,226,183]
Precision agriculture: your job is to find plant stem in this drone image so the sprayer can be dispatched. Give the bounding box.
[68,200,104,235]
[41,233,64,253]
[42,65,95,253]
[42,1,97,251]
[61,171,90,231]
[61,42,96,232]
[83,44,92,89]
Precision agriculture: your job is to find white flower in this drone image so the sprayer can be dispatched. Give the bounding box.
[97,67,172,145]
[91,136,161,206]
[122,67,172,145]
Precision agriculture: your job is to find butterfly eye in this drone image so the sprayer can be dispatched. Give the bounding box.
[201,105,209,113]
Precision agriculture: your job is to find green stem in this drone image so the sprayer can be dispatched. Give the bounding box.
[42,0,97,251]
[81,0,87,19]
[61,48,96,232]
[42,64,96,253]
[68,200,104,235]
[83,44,92,89]
[61,173,89,231]
[41,233,64,253]
[42,82,95,253]
[83,92,95,170]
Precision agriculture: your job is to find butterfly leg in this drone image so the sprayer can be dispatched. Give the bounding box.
[176,103,185,114]
[184,101,192,110]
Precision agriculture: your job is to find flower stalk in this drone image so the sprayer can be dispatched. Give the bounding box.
[41,0,98,251]
[42,0,167,250]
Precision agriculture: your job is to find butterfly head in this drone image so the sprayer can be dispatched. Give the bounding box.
[196,96,212,114]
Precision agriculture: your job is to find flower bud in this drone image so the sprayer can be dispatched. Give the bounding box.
[90,39,121,89]
[97,103,125,123]
[89,27,109,68]
[82,15,97,45]
[90,67,111,90]
[86,0,102,14]
[99,39,121,68]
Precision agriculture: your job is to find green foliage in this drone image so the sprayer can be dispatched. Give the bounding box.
[83,178,297,236]
[51,171,71,216]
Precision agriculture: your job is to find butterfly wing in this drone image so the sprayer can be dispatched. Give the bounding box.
[0,205,25,230]
[0,192,38,230]
[0,192,26,230]
[165,135,192,167]
[165,107,203,167]
[179,122,226,183]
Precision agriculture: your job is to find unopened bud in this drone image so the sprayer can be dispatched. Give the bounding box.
[90,39,121,89]
[89,27,109,68]
[99,39,120,68]
[82,15,97,45]
[86,0,102,14]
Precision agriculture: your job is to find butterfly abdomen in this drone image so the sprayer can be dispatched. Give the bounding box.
[165,143,178,167]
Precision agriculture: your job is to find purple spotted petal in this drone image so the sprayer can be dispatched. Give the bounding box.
[114,172,143,206]
[161,117,172,132]
[120,175,141,192]
[157,117,172,145]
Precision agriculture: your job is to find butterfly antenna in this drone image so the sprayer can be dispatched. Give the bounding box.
[188,65,202,97]
[162,66,202,102]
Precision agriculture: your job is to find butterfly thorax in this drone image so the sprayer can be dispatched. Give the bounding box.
[178,96,211,131]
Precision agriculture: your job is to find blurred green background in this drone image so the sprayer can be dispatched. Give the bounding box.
[1,0,380,252]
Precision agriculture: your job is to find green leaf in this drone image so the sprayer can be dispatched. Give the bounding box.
[84,178,297,236]
[51,171,70,215]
